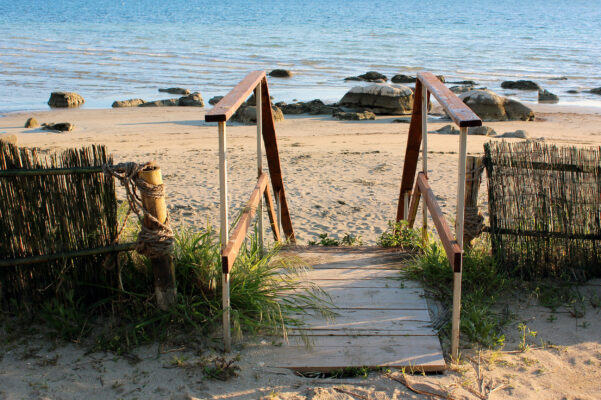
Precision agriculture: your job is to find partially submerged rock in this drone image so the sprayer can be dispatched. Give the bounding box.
[391,74,416,83]
[538,89,559,103]
[112,98,146,108]
[333,110,376,120]
[48,92,84,108]
[24,117,39,128]
[178,92,204,107]
[138,98,179,107]
[469,126,496,136]
[345,71,387,82]
[158,87,190,95]
[501,80,541,91]
[269,69,293,78]
[232,105,284,124]
[277,99,338,115]
[589,88,601,95]
[41,122,74,132]
[209,96,224,105]
[459,89,535,121]
[339,84,413,115]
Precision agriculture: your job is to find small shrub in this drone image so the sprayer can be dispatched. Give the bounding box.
[308,233,340,246]
[377,221,421,250]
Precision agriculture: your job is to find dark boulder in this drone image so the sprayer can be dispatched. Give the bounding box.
[24,117,39,128]
[538,89,559,103]
[159,87,190,95]
[41,122,74,132]
[358,71,387,82]
[269,69,293,78]
[48,92,84,108]
[178,92,204,107]
[209,96,224,105]
[501,80,541,91]
[391,74,416,84]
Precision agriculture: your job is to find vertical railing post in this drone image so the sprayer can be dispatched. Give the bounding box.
[421,84,428,245]
[255,85,264,252]
[218,121,231,353]
[276,190,282,237]
[403,192,409,222]
[451,126,468,361]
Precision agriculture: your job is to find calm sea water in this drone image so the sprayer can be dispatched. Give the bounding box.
[0,0,600,112]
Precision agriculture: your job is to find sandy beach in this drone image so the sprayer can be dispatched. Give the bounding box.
[1,104,601,399]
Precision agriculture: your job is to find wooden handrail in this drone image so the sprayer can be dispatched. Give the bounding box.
[205,70,266,122]
[221,173,269,273]
[417,72,482,128]
[416,173,462,272]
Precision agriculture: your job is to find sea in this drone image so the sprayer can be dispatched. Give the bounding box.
[0,0,600,112]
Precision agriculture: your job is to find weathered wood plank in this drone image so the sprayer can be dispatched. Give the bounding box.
[266,335,445,372]
[417,72,482,128]
[417,172,462,272]
[326,287,428,310]
[292,308,432,329]
[221,173,268,273]
[299,278,419,289]
[205,70,265,122]
[300,268,403,280]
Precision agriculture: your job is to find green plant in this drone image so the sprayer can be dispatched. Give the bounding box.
[341,233,363,246]
[517,323,537,352]
[404,236,508,349]
[377,221,421,250]
[308,233,340,246]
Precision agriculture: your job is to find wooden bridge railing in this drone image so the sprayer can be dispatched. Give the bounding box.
[397,72,482,360]
[205,70,295,352]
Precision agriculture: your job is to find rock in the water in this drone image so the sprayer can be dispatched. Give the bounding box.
[159,87,190,95]
[500,80,541,91]
[436,75,446,83]
[344,76,364,81]
[209,96,224,105]
[459,89,535,121]
[469,126,496,136]
[112,98,146,108]
[391,74,416,83]
[333,110,376,120]
[432,124,459,135]
[589,88,601,95]
[339,84,414,115]
[499,129,528,139]
[549,77,568,81]
[24,117,39,128]
[538,89,559,103]
[48,92,85,108]
[450,80,477,85]
[269,69,293,78]
[278,99,338,115]
[450,85,476,94]
[567,89,579,94]
[358,71,387,82]
[0,134,17,145]
[138,98,179,107]
[178,92,204,106]
[41,122,74,132]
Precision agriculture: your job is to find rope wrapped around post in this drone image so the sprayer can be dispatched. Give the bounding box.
[102,162,174,258]
[103,162,176,309]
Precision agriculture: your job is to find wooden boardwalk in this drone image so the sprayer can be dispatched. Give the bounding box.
[267,247,446,372]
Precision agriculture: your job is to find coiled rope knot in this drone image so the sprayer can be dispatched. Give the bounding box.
[102,162,174,258]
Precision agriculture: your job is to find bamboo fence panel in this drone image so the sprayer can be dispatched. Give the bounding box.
[0,142,118,307]
[484,141,601,279]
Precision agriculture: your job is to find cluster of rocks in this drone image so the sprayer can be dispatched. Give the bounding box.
[48,92,85,108]
[501,80,560,103]
[23,117,74,132]
[431,124,529,139]
[344,71,388,83]
[230,93,284,124]
[275,99,338,115]
[112,90,204,108]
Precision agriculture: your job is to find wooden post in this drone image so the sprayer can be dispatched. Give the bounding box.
[218,121,231,353]
[451,126,468,361]
[421,84,428,245]
[255,86,264,252]
[138,164,176,310]
[463,155,484,247]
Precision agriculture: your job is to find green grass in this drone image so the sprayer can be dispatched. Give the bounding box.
[2,223,331,355]
[377,221,421,250]
[308,232,363,246]
[403,235,509,349]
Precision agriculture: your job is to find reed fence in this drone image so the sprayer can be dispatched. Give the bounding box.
[0,142,121,307]
[484,141,601,279]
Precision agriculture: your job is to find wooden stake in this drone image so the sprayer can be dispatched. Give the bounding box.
[218,121,231,353]
[138,164,176,310]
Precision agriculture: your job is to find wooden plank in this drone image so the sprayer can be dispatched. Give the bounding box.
[407,180,421,228]
[300,278,419,289]
[260,79,295,243]
[292,308,432,329]
[263,182,281,242]
[301,267,403,280]
[205,70,265,122]
[221,173,268,273]
[265,335,445,372]
[396,79,427,222]
[417,173,462,272]
[326,287,428,310]
[417,72,482,128]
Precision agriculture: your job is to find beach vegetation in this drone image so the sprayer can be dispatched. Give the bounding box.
[377,220,421,250]
[308,232,363,246]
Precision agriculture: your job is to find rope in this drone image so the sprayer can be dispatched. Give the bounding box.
[102,162,174,258]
